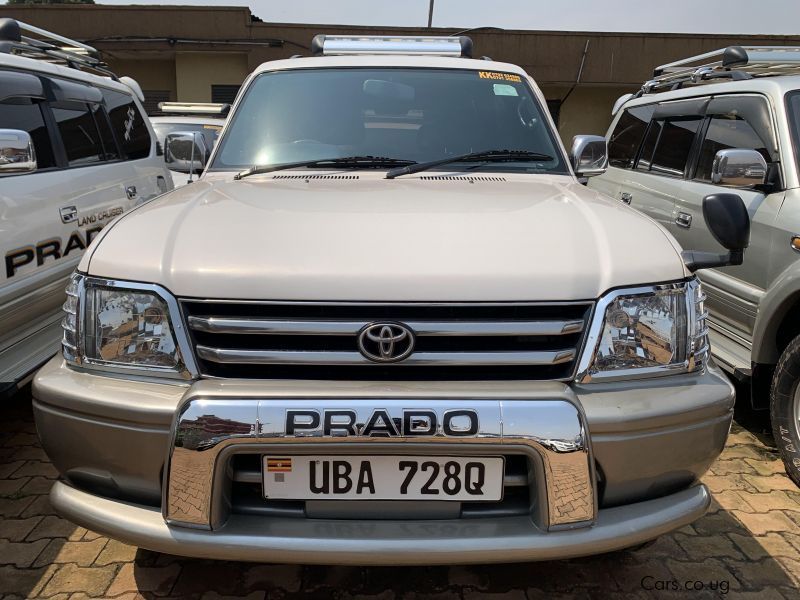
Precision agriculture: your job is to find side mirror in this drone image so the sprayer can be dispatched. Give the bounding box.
[570,135,607,178]
[711,148,767,188]
[164,131,207,177]
[681,193,751,272]
[0,129,36,175]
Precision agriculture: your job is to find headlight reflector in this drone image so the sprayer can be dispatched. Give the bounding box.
[61,273,193,378]
[85,287,179,368]
[579,279,708,381]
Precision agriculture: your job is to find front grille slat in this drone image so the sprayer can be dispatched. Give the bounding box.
[188,316,585,337]
[196,346,576,366]
[183,301,592,380]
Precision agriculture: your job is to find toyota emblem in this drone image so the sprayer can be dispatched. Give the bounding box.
[357,322,415,363]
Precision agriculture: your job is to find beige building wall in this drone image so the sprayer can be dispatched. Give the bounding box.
[106,58,178,101]
[542,85,638,145]
[175,52,250,102]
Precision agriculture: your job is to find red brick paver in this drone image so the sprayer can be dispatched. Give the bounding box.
[2,388,800,599]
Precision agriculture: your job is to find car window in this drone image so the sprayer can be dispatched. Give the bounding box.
[212,67,568,174]
[92,103,119,161]
[637,117,701,177]
[51,101,105,167]
[695,113,771,182]
[0,96,56,169]
[102,88,151,160]
[608,105,654,169]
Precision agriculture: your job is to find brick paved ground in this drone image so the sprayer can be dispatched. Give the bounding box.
[2,386,800,599]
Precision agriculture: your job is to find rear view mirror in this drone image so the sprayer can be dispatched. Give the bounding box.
[681,193,750,272]
[165,131,208,177]
[0,129,36,175]
[711,148,767,188]
[570,135,607,178]
[362,79,415,101]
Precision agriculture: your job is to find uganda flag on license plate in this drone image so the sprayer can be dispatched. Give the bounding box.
[267,457,292,472]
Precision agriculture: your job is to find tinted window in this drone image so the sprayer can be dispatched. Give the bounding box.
[608,105,654,168]
[787,91,800,176]
[213,68,567,174]
[695,115,770,182]
[0,97,56,169]
[638,118,701,177]
[52,101,104,166]
[91,103,119,161]
[102,89,151,160]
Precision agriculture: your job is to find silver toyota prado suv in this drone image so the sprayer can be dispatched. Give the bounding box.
[34,36,741,564]
[590,46,800,487]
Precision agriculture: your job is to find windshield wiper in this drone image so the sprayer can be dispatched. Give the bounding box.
[384,149,554,179]
[234,156,416,180]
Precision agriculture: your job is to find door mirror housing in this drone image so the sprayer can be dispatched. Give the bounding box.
[570,135,607,178]
[681,193,751,272]
[711,148,767,188]
[0,129,36,175]
[164,131,208,175]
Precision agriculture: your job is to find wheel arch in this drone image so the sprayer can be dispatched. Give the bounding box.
[753,266,800,365]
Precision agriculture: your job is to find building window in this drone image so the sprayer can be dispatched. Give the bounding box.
[546,100,561,128]
[211,84,241,105]
[143,90,171,116]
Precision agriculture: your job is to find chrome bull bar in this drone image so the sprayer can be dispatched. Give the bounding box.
[164,396,596,531]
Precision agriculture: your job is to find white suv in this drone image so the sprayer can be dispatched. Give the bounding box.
[0,19,172,397]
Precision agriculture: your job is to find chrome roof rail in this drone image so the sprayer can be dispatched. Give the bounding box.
[636,45,800,97]
[0,18,117,80]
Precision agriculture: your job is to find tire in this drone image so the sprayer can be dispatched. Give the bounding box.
[769,333,800,487]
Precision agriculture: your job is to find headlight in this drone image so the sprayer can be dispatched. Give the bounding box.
[62,273,194,379]
[577,279,708,382]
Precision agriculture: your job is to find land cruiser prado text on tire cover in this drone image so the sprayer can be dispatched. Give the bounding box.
[0,19,172,397]
[34,35,742,564]
[590,45,800,487]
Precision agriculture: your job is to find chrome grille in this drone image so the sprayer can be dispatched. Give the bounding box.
[182,301,593,380]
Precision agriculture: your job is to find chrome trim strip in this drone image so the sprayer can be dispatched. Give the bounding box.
[195,346,576,366]
[187,316,585,337]
[164,398,595,531]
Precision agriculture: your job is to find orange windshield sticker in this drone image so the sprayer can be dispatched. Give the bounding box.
[478,71,522,83]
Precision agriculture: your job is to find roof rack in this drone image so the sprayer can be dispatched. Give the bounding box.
[637,45,800,97]
[157,102,230,116]
[311,35,473,58]
[0,18,117,80]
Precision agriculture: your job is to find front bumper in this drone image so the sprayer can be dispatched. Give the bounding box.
[51,479,709,565]
[33,357,734,564]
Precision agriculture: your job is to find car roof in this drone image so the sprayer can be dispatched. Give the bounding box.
[0,52,138,98]
[622,74,800,110]
[251,54,529,77]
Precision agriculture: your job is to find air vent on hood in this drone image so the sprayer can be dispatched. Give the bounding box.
[418,175,507,181]
[271,174,360,180]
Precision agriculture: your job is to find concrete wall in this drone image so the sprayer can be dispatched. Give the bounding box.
[175,52,250,102]
[6,4,800,139]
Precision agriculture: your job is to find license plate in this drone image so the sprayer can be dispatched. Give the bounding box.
[262,455,504,501]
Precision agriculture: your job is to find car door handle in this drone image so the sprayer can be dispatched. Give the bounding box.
[675,212,692,228]
[619,192,632,205]
[125,185,137,200]
[59,205,78,224]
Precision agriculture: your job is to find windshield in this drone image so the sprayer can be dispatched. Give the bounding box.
[211,68,567,174]
[152,122,222,152]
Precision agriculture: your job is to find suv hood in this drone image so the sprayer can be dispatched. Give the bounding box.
[84,174,687,301]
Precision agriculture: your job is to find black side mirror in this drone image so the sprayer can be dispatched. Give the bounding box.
[682,193,750,272]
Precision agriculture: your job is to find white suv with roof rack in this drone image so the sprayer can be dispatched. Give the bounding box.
[35,34,743,564]
[590,45,800,485]
[0,18,172,397]
[150,102,228,188]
